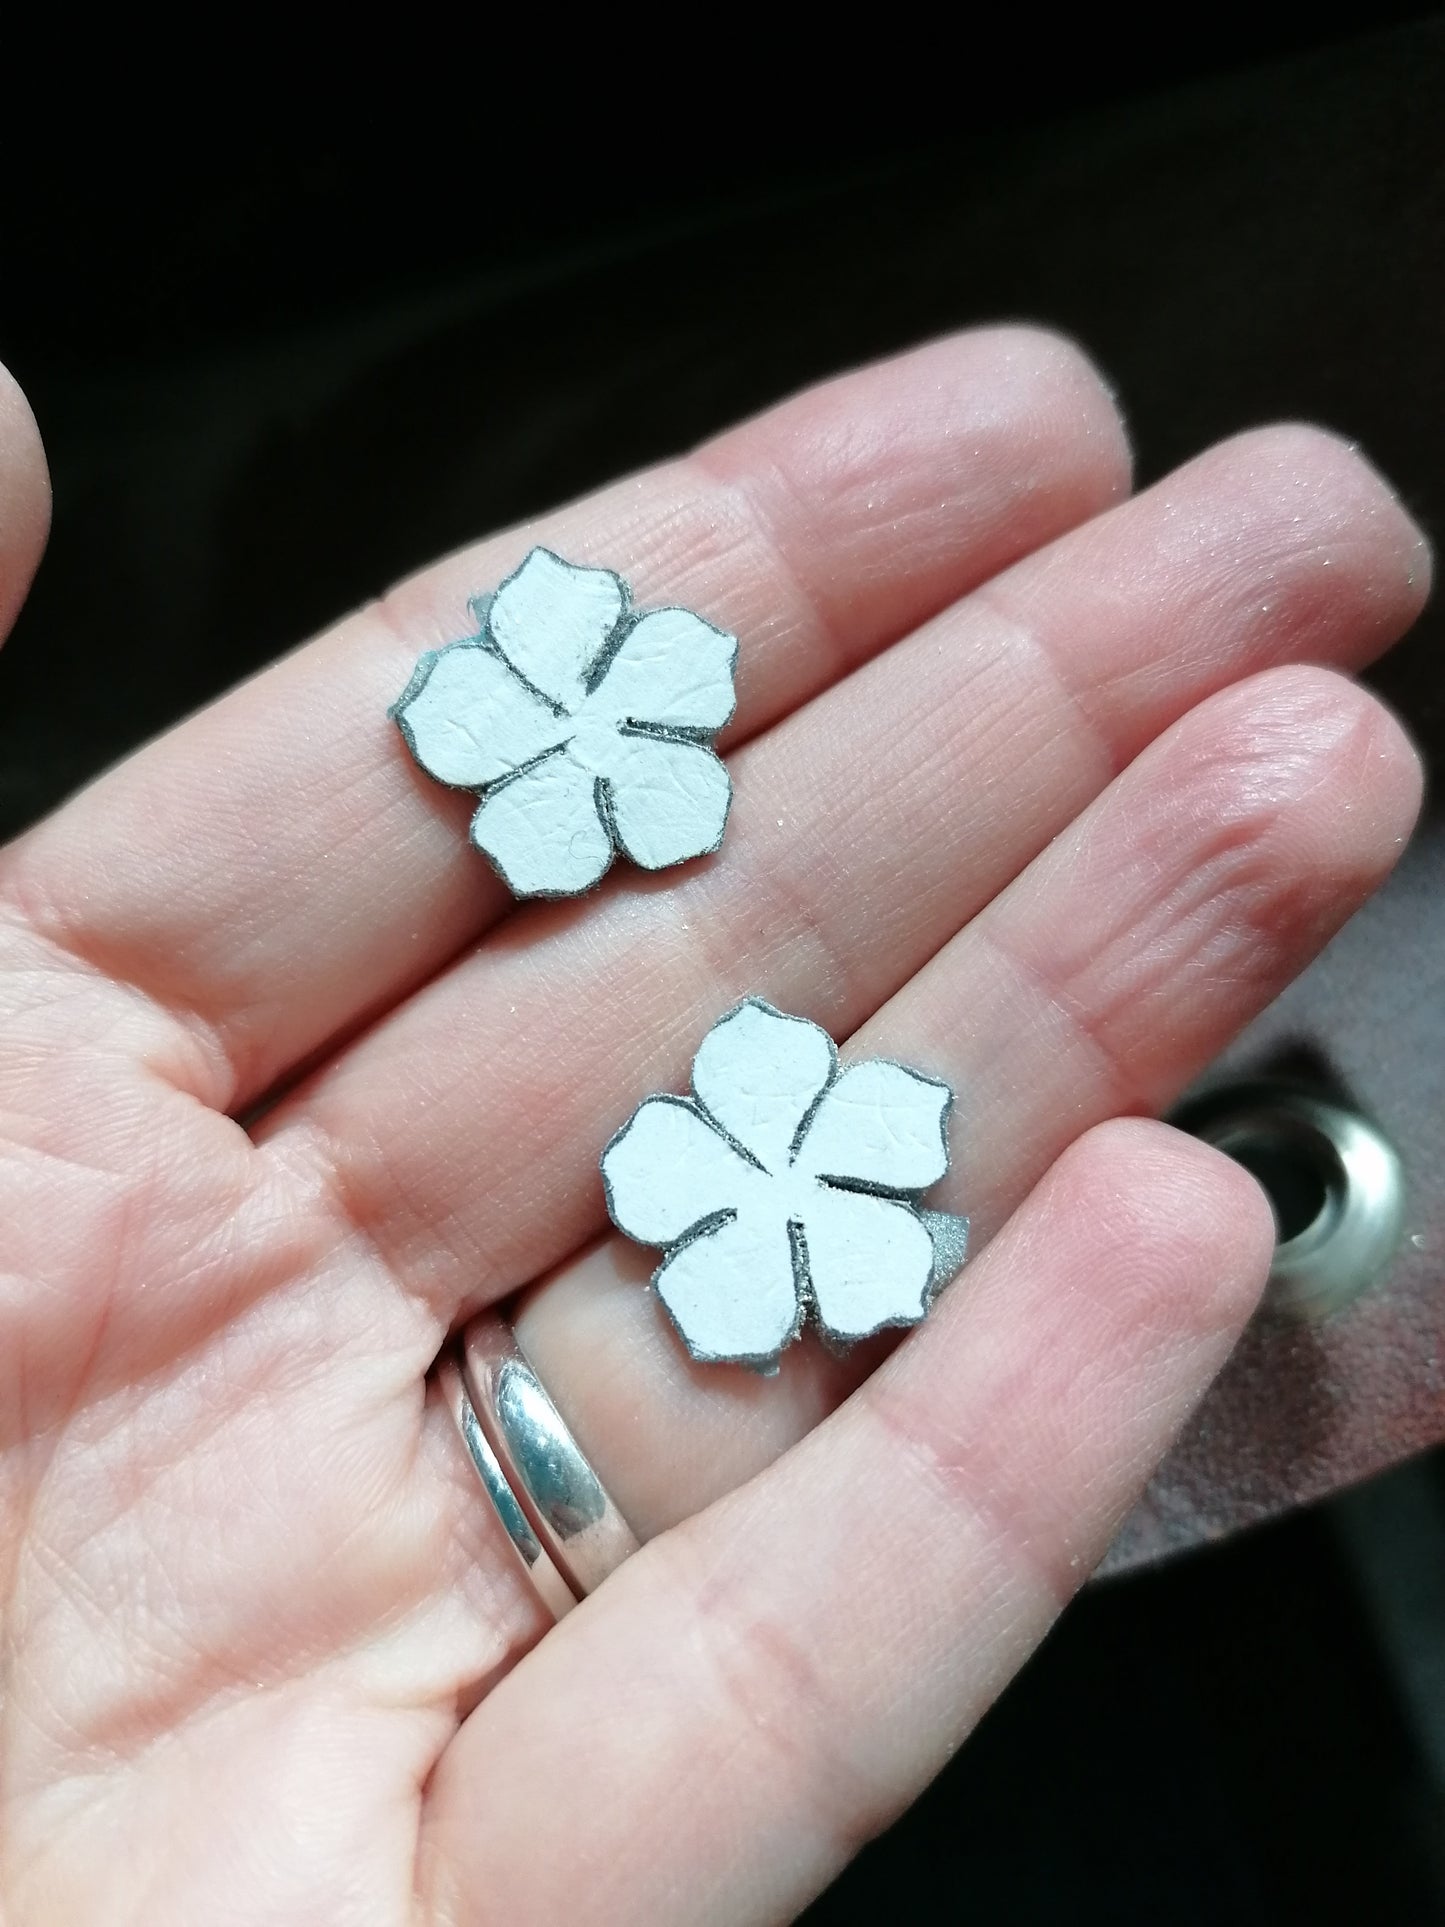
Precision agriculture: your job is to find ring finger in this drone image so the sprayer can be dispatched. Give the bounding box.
[497,660,1420,1547]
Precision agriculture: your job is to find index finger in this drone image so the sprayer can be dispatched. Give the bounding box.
[0,329,1128,1105]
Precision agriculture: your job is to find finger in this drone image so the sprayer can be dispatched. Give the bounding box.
[417,1121,1275,1926]
[0,362,51,644]
[0,329,1128,1101]
[511,665,1422,1536]
[271,426,1427,1320]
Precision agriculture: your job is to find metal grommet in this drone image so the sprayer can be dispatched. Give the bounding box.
[1175,1082,1405,1322]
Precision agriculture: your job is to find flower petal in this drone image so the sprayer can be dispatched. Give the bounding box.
[599,733,731,871]
[802,1188,936,1343]
[469,750,613,897]
[601,1095,760,1247]
[690,999,835,1173]
[393,642,568,789]
[654,1210,803,1365]
[795,1060,951,1192]
[488,548,626,712]
[587,607,738,732]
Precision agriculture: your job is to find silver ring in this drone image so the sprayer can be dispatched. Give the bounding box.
[451,1315,640,1608]
[438,1357,577,1620]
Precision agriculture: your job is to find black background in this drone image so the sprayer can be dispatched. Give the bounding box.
[4,18,1445,1920]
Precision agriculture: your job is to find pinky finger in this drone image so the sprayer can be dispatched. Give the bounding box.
[418,1119,1275,1926]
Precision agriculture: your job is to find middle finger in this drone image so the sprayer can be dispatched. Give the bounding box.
[266,424,1425,1327]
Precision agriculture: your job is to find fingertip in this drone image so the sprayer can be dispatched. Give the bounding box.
[1201,421,1432,647]
[1261,661,1424,844]
[1178,663,1426,910]
[0,360,51,637]
[881,323,1135,524]
[1049,1115,1275,1337]
[966,322,1133,502]
[1354,678,1426,848]
[700,322,1134,601]
[1261,422,1431,593]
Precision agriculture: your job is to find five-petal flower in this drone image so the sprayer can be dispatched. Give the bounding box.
[392,548,738,897]
[601,999,964,1367]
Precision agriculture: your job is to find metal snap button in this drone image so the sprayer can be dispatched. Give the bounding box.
[1174,1083,1405,1322]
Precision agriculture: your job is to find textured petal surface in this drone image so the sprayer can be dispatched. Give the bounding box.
[488,548,625,711]
[802,1188,936,1342]
[797,1060,951,1192]
[588,608,738,732]
[469,751,612,897]
[601,1097,758,1247]
[691,1000,835,1173]
[394,643,567,788]
[654,1211,802,1365]
[600,734,731,872]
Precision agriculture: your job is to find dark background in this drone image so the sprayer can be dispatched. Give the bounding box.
[5,19,1445,1920]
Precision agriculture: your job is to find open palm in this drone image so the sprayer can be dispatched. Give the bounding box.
[0,331,1427,1923]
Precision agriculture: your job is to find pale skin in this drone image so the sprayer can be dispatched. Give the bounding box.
[0,328,1430,1924]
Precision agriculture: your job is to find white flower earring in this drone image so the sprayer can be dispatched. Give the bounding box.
[392,548,738,897]
[601,1000,969,1371]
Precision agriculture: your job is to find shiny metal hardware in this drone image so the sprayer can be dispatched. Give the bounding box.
[461,1317,640,1600]
[1176,1082,1405,1322]
[438,1355,577,1620]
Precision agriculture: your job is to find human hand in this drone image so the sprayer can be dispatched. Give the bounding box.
[0,330,1427,1922]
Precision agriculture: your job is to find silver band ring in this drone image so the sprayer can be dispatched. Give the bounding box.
[438,1356,577,1620]
[449,1314,640,1610]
